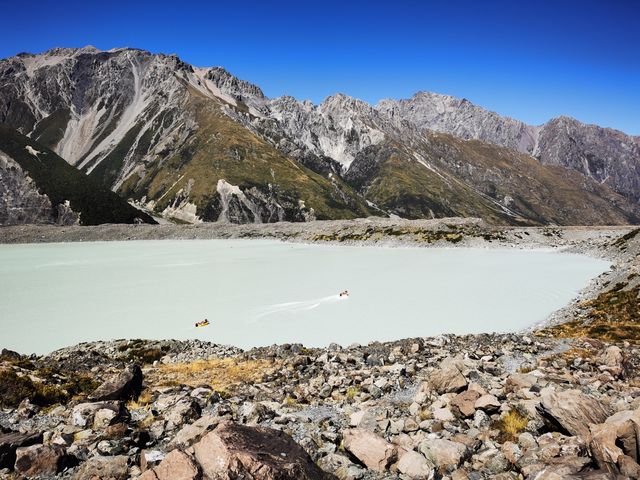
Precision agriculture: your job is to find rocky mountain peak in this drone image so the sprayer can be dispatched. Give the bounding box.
[202,66,265,101]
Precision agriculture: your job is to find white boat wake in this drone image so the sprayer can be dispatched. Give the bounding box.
[251,294,347,323]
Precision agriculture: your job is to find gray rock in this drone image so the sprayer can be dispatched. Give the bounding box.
[429,358,468,394]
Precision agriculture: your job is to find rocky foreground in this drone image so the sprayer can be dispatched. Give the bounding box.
[1,334,640,480]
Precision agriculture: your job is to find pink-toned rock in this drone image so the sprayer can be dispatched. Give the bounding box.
[451,390,481,417]
[153,450,199,480]
[342,428,397,472]
[419,439,469,469]
[475,394,501,412]
[598,346,625,378]
[139,469,159,480]
[505,374,537,394]
[193,420,331,479]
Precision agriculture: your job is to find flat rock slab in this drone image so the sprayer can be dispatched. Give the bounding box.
[73,454,129,480]
[343,428,397,472]
[538,389,610,437]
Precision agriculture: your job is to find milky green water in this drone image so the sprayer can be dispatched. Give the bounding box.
[0,240,609,354]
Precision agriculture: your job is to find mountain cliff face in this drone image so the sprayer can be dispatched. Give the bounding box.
[0,47,371,223]
[0,46,638,226]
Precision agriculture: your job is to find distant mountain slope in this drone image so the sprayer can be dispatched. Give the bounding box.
[377,92,640,202]
[0,124,155,225]
[345,134,640,225]
[0,46,638,226]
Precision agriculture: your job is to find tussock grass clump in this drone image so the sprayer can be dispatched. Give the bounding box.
[127,388,154,410]
[498,409,529,441]
[345,386,360,401]
[146,358,276,391]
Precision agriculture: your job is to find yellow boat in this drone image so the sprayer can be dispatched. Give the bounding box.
[195,320,210,328]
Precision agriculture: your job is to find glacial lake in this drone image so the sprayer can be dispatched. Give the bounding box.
[0,240,610,354]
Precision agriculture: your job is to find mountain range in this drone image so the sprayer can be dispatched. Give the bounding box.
[1,46,639,226]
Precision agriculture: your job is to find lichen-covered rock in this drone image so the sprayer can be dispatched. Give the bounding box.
[73,454,129,480]
[193,420,333,479]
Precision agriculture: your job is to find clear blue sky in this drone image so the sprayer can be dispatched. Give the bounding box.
[2,0,639,134]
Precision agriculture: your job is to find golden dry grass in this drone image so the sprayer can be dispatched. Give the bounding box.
[537,283,640,343]
[499,409,529,441]
[145,358,276,392]
[126,388,154,410]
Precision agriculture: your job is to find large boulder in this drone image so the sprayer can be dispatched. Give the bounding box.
[589,409,640,476]
[90,364,143,401]
[192,420,333,479]
[14,444,73,477]
[429,358,467,394]
[342,428,397,472]
[537,389,610,437]
[0,431,42,469]
[605,409,640,462]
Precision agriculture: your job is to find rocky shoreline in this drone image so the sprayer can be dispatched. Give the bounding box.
[1,219,639,479]
[2,333,640,479]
